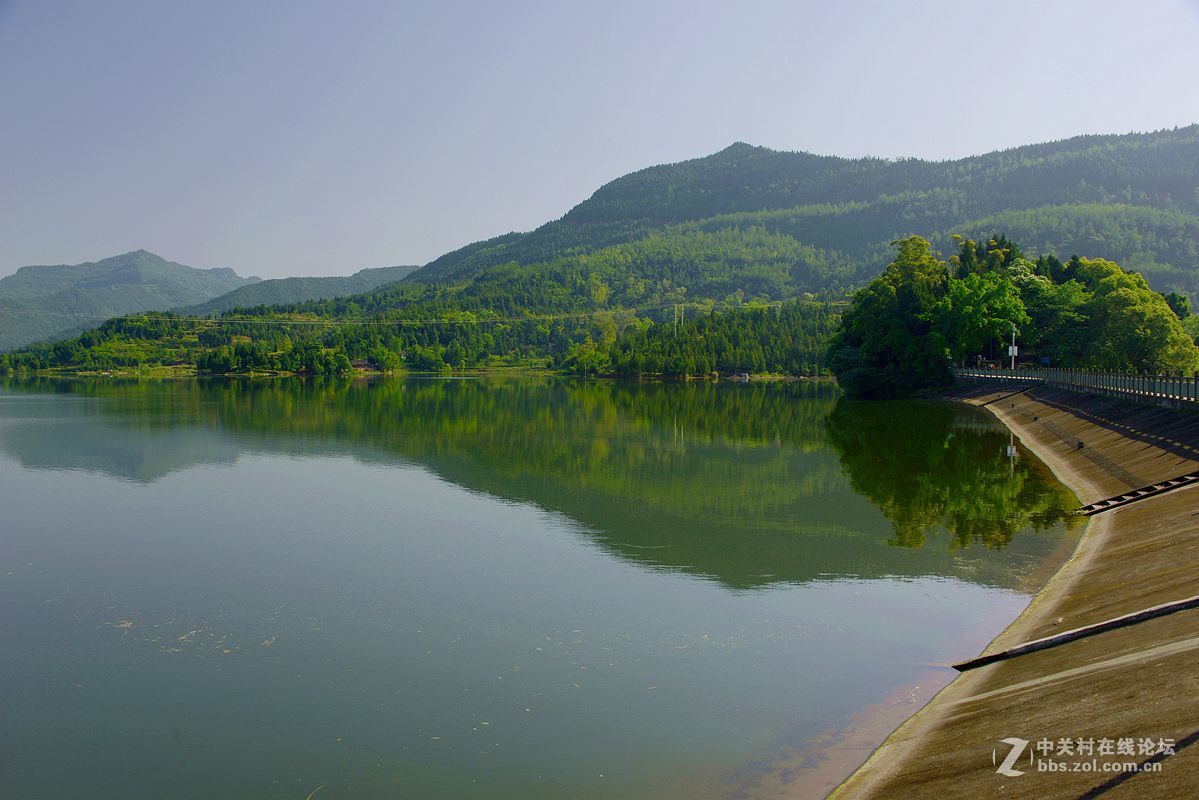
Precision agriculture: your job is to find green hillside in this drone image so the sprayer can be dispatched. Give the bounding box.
[6,127,1199,375]
[177,264,417,316]
[0,250,258,351]
[409,128,1199,294]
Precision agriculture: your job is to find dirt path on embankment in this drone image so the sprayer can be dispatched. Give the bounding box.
[827,386,1199,800]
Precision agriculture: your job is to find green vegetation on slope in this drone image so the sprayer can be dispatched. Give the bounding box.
[0,227,844,375]
[175,264,417,316]
[828,236,1199,398]
[409,128,1199,295]
[0,250,258,351]
[6,127,1199,375]
[938,203,1199,295]
[599,301,841,377]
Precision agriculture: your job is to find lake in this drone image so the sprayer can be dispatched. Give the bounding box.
[0,377,1080,799]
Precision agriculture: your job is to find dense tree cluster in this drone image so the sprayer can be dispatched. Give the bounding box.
[940,203,1199,296]
[0,297,839,379]
[600,301,839,377]
[828,235,1199,398]
[0,226,847,376]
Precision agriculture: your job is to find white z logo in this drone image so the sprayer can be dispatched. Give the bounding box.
[994,737,1030,777]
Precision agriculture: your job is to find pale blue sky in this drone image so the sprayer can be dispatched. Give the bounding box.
[3,0,1198,278]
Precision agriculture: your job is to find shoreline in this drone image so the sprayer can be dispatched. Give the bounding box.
[740,394,1085,799]
[827,385,1199,799]
[2,367,830,382]
[822,417,1109,797]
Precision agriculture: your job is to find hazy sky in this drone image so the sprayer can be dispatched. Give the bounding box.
[3,0,1198,278]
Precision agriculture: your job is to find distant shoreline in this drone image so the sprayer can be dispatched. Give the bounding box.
[5,367,832,383]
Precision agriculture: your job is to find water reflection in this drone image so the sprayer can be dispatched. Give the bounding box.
[0,376,1078,590]
[0,376,1082,800]
[825,398,1080,549]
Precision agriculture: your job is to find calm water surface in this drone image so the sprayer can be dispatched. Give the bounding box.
[0,377,1079,799]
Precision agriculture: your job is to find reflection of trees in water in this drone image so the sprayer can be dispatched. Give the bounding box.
[825,398,1082,549]
[1,376,1079,587]
[2,375,845,516]
[219,377,848,522]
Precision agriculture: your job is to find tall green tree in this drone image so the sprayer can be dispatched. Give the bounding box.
[928,271,1028,365]
[1164,291,1191,320]
[828,236,952,398]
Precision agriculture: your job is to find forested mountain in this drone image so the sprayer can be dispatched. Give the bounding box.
[176,265,417,316]
[0,250,258,351]
[408,127,1199,295]
[6,127,1199,375]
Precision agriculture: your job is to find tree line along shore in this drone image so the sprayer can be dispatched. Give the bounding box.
[3,234,1196,395]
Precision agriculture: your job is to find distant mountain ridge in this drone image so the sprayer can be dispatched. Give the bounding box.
[0,250,258,351]
[406,127,1199,294]
[0,252,419,352]
[176,265,418,316]
[7,126,1199,374]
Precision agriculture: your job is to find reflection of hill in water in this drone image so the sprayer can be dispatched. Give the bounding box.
[0,397,240,482]
[0,377,1079,590]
